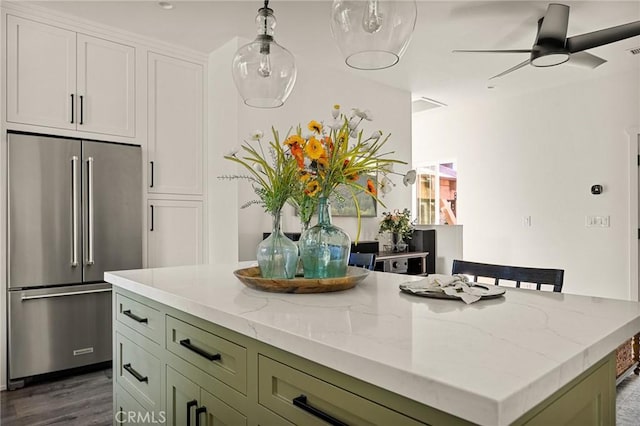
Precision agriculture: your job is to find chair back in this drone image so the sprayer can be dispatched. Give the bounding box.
[348,253,377,271]
[451,260,564,293]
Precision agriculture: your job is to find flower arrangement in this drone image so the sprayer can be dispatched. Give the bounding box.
[220,129,299,216]
[283,104,405,238]
[222,104,408,239]
[379,208,414,242]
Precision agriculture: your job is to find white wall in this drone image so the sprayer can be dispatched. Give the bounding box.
[413,69,640,300]
[231,62,413,261]
[207,38,242,264]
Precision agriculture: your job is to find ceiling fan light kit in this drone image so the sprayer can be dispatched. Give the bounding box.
[454,3,640,79]
[231,0,297,108]
[330,0,417,70]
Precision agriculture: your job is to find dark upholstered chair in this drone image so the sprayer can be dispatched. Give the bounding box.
[451,260,564,293]
[348,253,377,271]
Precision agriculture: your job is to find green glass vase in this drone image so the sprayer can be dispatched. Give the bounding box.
[299,197,351,278]
[257,211,298,279]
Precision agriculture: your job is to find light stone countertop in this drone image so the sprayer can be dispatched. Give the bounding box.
[105,263,640,425]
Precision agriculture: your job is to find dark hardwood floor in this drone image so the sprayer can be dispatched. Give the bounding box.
[1,369,112,426]
[1,368,639,425]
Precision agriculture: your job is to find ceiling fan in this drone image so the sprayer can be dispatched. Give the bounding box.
[453,3,640,79]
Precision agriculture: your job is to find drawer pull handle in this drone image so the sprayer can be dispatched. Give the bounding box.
[195,406,207,426]
[292,395,348,426]
[186,400,197,426]
[122,310,148,324]
[179,338,221,361]
[123,363,148,383]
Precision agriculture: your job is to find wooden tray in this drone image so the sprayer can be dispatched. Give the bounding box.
[233,266,369,293]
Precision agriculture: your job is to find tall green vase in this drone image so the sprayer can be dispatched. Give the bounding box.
[299,197,351,278]
[256,211,298,279]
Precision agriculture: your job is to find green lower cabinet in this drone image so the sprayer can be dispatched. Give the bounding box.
[115,385,167,425]
[257,355,424,426]
[166,366,246,426]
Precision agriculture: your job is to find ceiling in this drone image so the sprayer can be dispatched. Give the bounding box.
[26,0,640,107]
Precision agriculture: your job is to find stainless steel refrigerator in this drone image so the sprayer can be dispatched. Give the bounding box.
[7,132,141,388]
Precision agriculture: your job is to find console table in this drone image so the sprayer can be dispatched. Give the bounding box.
[375,251,429,275]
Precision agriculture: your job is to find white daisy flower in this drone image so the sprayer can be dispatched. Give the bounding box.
[225,146,240,157]
[249,130,263,141]
[331,104,340,119]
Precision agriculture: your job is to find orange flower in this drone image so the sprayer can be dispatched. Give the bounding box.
[366,179,377,196]
[348,173,359,182]
[291,143,304,168]
[308,120,322,134]
[304,180,320,196]
[284,134,304,147]
[305,137,325,160]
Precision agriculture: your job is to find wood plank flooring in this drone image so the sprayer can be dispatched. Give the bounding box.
[1,369,112,426]
[1,368,639,425]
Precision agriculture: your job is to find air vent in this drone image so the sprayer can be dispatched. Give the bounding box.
[628,47,640,55]
[412,97,447,114]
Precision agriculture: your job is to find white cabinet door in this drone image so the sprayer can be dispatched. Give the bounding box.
[148,53,203,195]
[147,200,203,268]
[77,34,135,137]
[7,15,76,130]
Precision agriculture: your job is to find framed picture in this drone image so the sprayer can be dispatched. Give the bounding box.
[330,175,377,217]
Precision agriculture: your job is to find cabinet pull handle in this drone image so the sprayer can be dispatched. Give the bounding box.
[150,161,154,188]
[79,95,84,125]
[122,309,148,324]
[186,400,198,426]
[122,363,148,383]
[150,205,154,231]
[70,94,75,124]
[179,338,221,361]
[292,395,348,426]
[195,407,207,426]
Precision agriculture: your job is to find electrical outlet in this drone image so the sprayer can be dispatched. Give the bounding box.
[586,215,610,227]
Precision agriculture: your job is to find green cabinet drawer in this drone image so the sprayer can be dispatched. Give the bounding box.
[116,332,162,411]
[258,355,424,426]
[166,315,247,394]
[116,294,163,344]
[166,366,246,426]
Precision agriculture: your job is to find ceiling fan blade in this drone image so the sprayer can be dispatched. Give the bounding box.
[566,21,640,53]
[489,59,530,80]
[567,51,607,69]
[452,49,532,54]
[536,3,570,43]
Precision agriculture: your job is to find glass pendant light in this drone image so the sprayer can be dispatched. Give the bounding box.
[232,0,296,108]
[330,0,417,70]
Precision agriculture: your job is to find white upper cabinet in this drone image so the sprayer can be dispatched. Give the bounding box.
[148,52,203,196]
[6,15,135,138]
[7,15,76,130]
[76,34,135,137]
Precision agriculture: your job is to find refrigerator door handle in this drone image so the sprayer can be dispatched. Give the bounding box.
[87,157,95,265]
[21,288,112,301]
[71,156,79,267]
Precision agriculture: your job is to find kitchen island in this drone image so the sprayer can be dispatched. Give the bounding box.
[105,263,640,425]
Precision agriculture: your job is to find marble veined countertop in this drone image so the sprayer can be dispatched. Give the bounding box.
[105,263,640,425]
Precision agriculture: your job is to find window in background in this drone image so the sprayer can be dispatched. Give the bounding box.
[415,162,457,225]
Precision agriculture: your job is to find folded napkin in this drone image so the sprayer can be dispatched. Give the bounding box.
[400,274,487,304]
